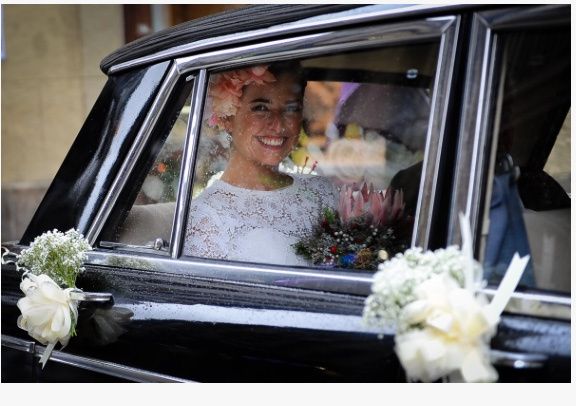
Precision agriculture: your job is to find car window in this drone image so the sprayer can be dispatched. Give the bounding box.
[101,88,192,251]
[482,28,570,292]
[182,43,439,270]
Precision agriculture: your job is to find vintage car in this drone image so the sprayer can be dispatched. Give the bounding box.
[1,4,570,382]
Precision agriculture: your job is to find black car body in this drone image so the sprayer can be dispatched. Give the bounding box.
[1,4,570,382]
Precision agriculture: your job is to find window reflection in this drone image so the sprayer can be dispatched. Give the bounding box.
[107,93,191,248]
[483,29,570,292]
[184,44,439,269]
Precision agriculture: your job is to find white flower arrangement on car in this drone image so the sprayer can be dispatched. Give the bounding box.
[363,214,529,383]
[2,229,92,368]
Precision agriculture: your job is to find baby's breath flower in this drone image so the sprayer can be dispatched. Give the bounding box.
[362,246,482,329]
[18,229,92,288]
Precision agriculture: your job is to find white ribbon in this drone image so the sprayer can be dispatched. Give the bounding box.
[395,212,529,382]
[39,342,57,369]
[458,212,475,292]
[486,253,530,320]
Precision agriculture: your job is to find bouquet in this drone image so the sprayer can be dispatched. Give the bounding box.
[363,214,530,383]
[2,229,92,368]
[294,182,411,270]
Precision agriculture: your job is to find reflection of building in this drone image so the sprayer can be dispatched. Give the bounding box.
[1,4,244,241]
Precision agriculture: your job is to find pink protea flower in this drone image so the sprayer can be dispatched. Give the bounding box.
[338,182,405,227]
[208,65,276,129]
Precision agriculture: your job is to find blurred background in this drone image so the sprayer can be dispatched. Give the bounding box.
[1,4,245,241]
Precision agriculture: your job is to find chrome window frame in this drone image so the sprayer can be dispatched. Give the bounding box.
[86,62,183,245]
[88,16,460,282]
[107,4,469,75]
[447,5,570,316]
[173,17,460,252]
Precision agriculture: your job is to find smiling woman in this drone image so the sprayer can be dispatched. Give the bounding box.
[183,62,339,265]
[216,62,305,189]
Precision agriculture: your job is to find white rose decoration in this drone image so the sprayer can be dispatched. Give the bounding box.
[395,273,499,382]
[17,273,79,347]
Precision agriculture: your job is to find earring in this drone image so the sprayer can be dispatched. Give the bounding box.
[222,132,232,148]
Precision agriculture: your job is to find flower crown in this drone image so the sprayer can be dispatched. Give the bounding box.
[207,65,277,130]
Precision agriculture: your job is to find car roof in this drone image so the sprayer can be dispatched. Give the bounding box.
[100,4,362,74]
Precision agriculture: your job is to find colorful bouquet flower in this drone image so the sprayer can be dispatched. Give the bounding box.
[294,182,411,270]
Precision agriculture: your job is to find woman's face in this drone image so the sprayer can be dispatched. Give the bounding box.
[224,73,303,168]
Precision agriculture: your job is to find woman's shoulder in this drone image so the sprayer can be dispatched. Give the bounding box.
[294,173,337,191]
[188,182,227,213]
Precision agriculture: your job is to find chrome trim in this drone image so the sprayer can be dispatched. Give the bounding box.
[447,5,571,317]
[172,17,456,250]
[412,17,460,247]
[170,70,207,259]
[2,335,191,382]
[108,4,465,75]
[482,289,571,320]
[174,19,452,74]
[448,4,571,246]
[475,4,570,30]
[490,350,547,369]
[448,13,495,246]
[70,291,114,304]
[86,63,181,245]
[33,344,193,383]
[89,250,374,296]
[86,250,571,319]
[1,335,35,354]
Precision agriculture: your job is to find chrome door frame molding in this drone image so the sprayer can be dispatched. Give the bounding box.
[173,16,460,252]
[86,62,182,245]
[170,70,208,259]
[90,17,459,276]
[87,249,569,319]
[448,4,570,247]
[1,335,192,383]
[107,4,469,75]
[174,18,455,73]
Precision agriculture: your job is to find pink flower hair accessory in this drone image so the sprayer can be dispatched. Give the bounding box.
[207,65,276,130]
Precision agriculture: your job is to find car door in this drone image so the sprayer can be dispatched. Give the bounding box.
[449,5,570,382]
[2,9,459,383]
[2,5,570,383]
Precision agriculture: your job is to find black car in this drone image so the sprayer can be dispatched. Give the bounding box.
[1,4,570,382]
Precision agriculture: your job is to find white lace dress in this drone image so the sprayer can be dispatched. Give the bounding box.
[184,174,338,266]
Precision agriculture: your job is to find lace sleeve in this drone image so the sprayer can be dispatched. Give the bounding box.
[184,203,229,260]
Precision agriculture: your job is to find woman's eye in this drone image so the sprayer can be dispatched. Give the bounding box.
[284,104,302,114]
[251,104,269,112]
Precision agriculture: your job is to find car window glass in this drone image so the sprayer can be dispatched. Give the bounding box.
[183,43,439,270]
[107,93,191,250]
[482,29,570,292]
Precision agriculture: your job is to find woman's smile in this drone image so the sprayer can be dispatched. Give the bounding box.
[224,71,303,170]
[256,136,288,148]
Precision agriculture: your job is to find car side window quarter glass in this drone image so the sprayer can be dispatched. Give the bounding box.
[182,43,440,270]
[99,84,193,251]
[482,28,570,292]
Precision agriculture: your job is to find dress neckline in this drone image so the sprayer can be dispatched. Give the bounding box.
[214,174,297,194]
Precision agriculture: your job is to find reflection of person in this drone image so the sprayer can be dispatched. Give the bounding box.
[184,62,338,265]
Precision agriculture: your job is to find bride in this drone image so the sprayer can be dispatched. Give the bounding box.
[183,62,338,265]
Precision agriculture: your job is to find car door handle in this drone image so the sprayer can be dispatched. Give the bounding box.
[71,291,114,306]
[490,350,548,369]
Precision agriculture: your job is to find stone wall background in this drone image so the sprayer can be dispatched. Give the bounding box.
[1,5,123,241]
